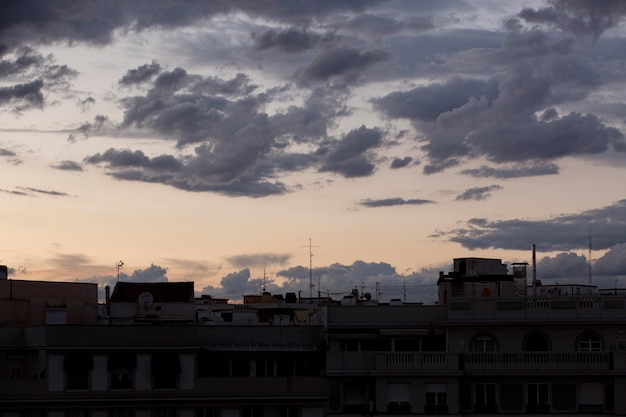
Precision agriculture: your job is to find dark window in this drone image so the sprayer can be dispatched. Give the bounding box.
[65,410,88,417]
[552,384,576,411]
[329,384,342,411]
[151,352,180,389]
[196,408,216,417]
[361,338,391,351]
[110,409,134,417]
[231,358,251,377]
[474,383,497,413]
[425,392,448,414]
[153,409,176,417]
[577,331,603,351]
[606,384,615,412]
[394,337,421,352]
[64,353,92,390]
[500,384,523,412]
[460,384,472,412]
[276,357,294,376]
[471,333,498,352]
[524,331,551,351]
[527,383,549,413]
[242,406,263,417]
[109,352,136,390]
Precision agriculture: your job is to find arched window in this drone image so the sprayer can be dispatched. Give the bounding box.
[470,332,498,352]
[577,331,603,352]
[524,331,551,351]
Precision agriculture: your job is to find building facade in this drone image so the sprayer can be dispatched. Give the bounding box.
[1,258,626,416]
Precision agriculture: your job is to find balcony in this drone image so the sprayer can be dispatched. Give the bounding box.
[464,351,611,373]
[326,352,459,374]
[448,296,626,322]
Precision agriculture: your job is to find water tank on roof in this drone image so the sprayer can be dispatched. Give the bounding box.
[0,265,7,280]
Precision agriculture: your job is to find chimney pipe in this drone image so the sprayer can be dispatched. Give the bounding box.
[533,243,537,297]
[105,285,111,321]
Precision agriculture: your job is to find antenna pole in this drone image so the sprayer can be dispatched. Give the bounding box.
[116,260,124,282]
[301,239,320,298]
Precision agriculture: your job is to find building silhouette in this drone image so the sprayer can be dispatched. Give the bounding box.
[1,257,625,416]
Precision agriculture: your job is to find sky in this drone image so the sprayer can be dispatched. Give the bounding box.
[1,0,626,303]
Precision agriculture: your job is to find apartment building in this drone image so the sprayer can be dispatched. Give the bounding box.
[1,257,626,416]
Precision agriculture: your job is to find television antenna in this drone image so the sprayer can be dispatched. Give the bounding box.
[116,260,124,282]
[302,238,320,298]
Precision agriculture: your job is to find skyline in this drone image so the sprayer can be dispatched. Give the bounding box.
[1,0,626,302]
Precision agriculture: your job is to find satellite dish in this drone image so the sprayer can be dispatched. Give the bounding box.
[138,292,154,308]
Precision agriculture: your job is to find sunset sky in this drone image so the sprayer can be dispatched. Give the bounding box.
[1,0,626,303]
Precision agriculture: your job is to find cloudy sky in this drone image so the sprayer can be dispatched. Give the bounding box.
[2,0,626,303]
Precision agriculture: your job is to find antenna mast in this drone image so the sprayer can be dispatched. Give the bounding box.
[116,260,124,282]
[302,238,320,298]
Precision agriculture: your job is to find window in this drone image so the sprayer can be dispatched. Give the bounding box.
[500,384,524,412]
[196,408,216,417]
[474,383,497,413]
[7,355,22,379]
[153,409,176,417]
[470,333,498,352]
[387,383,411,413]
[109,352,136,389]
[527,383,549,413]
[64,352,93,390]
[552,384,576,411]
[110,409,134,417]
[578,331,603,351]
[524,331,551,351]
[151,352,180,389]
[425,383,448,414]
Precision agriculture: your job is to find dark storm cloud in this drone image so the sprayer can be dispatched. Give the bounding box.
[226,253,293,268]
[68,115,108,142]
[455,185,502,201]
[374,23,626,175]
[0,47,77,111]
[318,125,383,177]
[0,0,383,50]
[0,79,44,110]
[84,147,290,197]
[119,61,162,86]
[594,243,626,276]
[51,160,83,171]
[390,156,413,169]
[373,76,500,122]
[519,0,626,38]
[296,45,390,86]
[276,260,441,302]
[340,13,435,37]
[439,199,626,252]
[0,46,44,76]
[358,197,434,208]
[461,162,560,178]
[252,29,334,53]
[84,78,341,195]
[536,252,588,280]
[85,148,183,171]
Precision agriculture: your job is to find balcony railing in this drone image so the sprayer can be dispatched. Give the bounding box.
[464,351,610,372]
[326,352,459,374]
[327,351,618,374]
[448,296,626,321]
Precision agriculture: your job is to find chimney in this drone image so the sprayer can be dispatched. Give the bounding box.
[532,244,537,297]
